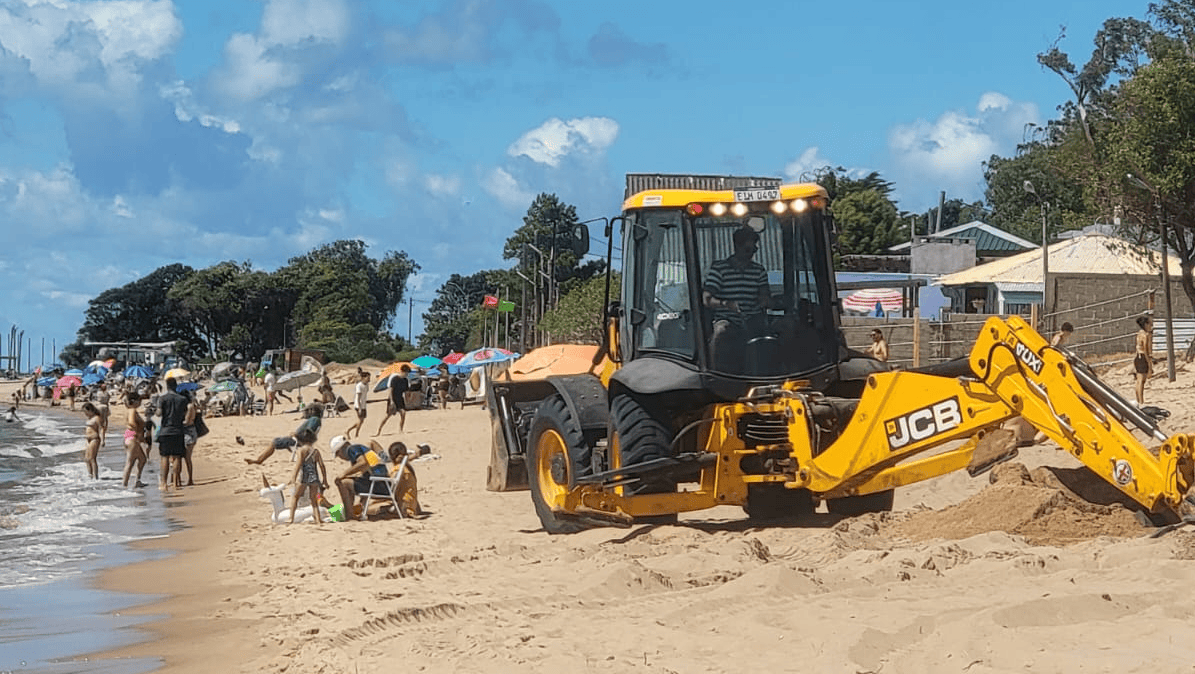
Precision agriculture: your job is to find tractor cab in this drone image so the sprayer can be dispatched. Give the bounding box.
[618,182,844,392]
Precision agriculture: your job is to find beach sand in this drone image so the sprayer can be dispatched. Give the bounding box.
[10,361,1195,673]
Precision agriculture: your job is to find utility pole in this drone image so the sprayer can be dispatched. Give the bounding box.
[1023,181,1050,326]
[407,296,413,347]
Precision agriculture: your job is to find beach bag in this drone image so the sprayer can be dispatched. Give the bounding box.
[194,413,210,438]
[335,395,350,413]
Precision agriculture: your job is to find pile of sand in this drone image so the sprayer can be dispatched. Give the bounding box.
[892,461,1147,545]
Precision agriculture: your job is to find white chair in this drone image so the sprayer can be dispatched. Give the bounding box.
[360,454,410,519]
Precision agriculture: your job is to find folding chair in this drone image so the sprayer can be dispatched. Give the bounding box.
[360,454,410,519]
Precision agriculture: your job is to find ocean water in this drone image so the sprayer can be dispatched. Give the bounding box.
[0,406,178,673]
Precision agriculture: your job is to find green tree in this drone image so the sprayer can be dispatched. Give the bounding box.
[539,274,617,345]
[78,264,201,348]
[277,239,418,345]
[834,189,901,255]
[421,272,491,354]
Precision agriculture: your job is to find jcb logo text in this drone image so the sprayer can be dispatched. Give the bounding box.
[885,397,962,450]
[1014,341,1043,375]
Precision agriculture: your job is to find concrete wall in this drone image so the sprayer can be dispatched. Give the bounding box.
[1048,273,1193,357]
[910,237,976,275]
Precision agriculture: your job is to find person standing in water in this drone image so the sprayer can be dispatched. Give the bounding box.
[122,392,148,488]
[82,402,101,479]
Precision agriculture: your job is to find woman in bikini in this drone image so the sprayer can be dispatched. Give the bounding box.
[82,402,101,479]
[122,392,148,488]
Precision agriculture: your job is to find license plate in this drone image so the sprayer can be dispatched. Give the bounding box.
[733,187,780,202]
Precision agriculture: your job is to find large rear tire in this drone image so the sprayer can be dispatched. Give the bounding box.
[611,394,680,525]
[527,394,592,534]
[611,394,674,495]
[744,483,814,521]
[826,490,895,517]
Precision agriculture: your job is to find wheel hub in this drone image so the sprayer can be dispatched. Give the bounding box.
[549,453,568,485]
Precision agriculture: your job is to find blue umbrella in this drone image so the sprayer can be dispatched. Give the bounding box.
[412,355,443,369]
[123,364,154,379]
[65,368,84,378]
[36,376,56,387]
[177,382,201,393]
[82,373,106,386]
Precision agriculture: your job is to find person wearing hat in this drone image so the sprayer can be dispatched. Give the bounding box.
[330,435,391,520]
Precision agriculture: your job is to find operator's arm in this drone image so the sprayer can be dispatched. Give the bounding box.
[703,289,739,313]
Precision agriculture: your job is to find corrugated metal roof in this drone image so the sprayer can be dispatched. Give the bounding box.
[624,174,780,199]
[936,233,1182,286]
[890,221,1036,252]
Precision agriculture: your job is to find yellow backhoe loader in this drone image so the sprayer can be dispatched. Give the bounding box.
[487,174,1194,533]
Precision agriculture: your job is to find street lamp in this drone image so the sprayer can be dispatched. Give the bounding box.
[1023,180,1050,320]
[1126,173,1176,382]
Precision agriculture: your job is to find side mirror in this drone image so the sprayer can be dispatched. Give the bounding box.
[570,223,590,257]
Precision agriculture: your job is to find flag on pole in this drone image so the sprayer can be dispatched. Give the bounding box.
[483,295,499,308]
[498,300,515,312]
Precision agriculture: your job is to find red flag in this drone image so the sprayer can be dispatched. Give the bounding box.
[483,295,499,308]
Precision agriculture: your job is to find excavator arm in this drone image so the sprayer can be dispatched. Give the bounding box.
[804,316,1195,516]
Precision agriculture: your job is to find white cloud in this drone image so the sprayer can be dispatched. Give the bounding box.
[482,167,534,210]
[216,33,303,102]
[888,93,1039,205]
[783,147,834,181]
[111,195,133,218]
[507,117,619,167]
[0,0,181,103]
[423,174,461,197]
[160,80,243,133]
[261,0,350,47]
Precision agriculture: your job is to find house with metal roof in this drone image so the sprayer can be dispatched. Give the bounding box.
[935,233,1181,315]
[890,221,1036,258]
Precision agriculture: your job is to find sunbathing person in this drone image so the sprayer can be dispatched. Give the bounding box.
[245,402,324,465]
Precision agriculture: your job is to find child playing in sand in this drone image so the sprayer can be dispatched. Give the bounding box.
[287,440,328,524]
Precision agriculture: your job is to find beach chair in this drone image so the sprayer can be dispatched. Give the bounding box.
[360,454,410,520]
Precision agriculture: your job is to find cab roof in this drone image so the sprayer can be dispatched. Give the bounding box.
[622,182,828,210]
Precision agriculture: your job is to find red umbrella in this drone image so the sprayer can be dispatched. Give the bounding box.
[441,352,465,365]
[53,375,83,400]
[841,288,903,314]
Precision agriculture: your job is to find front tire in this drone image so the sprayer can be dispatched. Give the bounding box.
[527,395,592,534]
[611,394,680,525]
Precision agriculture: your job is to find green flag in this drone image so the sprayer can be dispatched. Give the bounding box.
[498,300,515,312]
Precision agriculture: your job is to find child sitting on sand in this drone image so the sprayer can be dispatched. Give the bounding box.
[287,440,328,524]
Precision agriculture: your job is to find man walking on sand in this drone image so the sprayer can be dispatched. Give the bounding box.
[156,377,189,491]
[375,365,410,436]
[344,370,370,438]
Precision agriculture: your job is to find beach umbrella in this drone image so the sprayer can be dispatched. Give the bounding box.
[377,361,415,379]
[208,380,238,393]
[411,355,443,369]
[123,364,154,379]
[82,372,106,386]
[64,368,84,378]
[455,347,519,370]
[177,382,202,393]
[210,362,235,381]
[274,369,321,392]
[841,288,903,315]
[53,375,82,400]
[36,376,56,388]
[164,367,190,381]
[441,352,465,365]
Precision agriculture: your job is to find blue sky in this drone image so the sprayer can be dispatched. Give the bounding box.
[0,0,1142,364]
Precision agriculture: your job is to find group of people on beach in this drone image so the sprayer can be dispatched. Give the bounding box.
[78,377,206,489]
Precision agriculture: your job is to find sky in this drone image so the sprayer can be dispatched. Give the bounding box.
[0,0,1145,366]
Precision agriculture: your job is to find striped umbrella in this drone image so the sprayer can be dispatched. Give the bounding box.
[841,288,903,315]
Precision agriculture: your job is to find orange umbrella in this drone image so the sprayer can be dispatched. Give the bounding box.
[377,361,414,379]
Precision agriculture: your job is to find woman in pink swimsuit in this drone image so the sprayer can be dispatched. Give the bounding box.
[122,392,147,488]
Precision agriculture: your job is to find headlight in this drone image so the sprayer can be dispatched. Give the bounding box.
[791,198,808,213]
[710,202,727,216]
[731,203,748,217]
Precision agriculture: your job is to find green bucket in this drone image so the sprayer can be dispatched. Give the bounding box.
[328,504,345,522]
